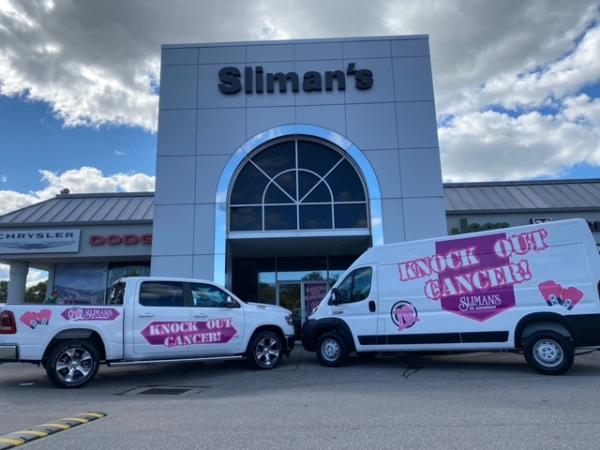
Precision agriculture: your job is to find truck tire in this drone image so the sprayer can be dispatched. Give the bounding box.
[524,331,574,375]
[45,340,100,388]
[247,330,283,370]
[316,331,349,367]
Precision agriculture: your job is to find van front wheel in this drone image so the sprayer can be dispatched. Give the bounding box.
[524,331,574,375]
[316,331,349,367]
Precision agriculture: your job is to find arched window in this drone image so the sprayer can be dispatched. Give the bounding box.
[229,137,368,232]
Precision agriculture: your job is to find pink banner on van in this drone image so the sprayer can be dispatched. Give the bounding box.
[141,318,237,348]
[435,234,516,321]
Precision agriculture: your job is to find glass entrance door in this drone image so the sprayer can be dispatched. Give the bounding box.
[277,282,302,336]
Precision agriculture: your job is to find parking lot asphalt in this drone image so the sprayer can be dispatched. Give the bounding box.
[2,348,600,449]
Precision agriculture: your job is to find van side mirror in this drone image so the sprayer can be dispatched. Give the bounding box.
[331,288,341,306]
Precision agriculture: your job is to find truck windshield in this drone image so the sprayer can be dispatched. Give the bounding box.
[108,282,126,305]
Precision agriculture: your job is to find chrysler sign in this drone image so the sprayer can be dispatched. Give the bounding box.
[0,229,80,254]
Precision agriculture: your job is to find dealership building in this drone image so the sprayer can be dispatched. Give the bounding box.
[1,35,599,323]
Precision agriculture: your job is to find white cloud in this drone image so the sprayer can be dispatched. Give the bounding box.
[0,166,155,215]
[440,95,600,181]
[0,174,7,183]
[114,149,126,156]
[0,1,599,181]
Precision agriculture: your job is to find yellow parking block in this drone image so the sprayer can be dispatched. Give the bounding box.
[0,437,25,445]
[81,412,105,418]
[12,430,48,437]
[63,417,89,424]
[40,423,71,430]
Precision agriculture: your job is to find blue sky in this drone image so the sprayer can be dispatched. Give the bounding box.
[0,96,156,194]
[0,0,599,211]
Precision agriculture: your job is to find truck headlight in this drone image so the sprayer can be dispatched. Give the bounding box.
[285,314,294,325]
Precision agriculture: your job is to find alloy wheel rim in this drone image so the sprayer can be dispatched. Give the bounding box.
[255,336,281,367]
[55,348,93,384]
[321,338,341,362]
[533,339,564,368]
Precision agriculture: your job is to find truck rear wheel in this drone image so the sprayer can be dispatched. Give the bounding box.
[247,330,283,370]
[45,340,100,388]
[316,331,349,367]
[524,331,574,375]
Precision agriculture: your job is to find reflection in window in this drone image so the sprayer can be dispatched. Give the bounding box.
[54,263,107,305]
[139,282,185,307]
[229,137,368,232]
[190,283,229,308]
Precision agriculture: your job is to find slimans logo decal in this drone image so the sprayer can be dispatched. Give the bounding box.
[391,301,419,332]
[61,307,120,321]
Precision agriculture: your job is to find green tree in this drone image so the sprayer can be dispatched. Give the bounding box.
[25,281,47,303]
[0,280,7,303]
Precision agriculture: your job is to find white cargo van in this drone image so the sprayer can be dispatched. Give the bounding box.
[302,219,600,374]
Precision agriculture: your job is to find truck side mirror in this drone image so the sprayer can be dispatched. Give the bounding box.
[225,296,237,307]
[331,288,341,306]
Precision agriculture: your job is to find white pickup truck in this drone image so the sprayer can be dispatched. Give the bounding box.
[0,277,295,388]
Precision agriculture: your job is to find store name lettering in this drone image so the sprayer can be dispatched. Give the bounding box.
[90,234,152,246]
[218,63,373,94]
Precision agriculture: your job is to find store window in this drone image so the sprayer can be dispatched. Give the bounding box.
[53,263,107,305]
[230,137,368,232]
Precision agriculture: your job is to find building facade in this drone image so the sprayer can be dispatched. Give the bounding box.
[151,35,446,321]
[1,180,599,315]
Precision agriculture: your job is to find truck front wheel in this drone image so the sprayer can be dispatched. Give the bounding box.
[316,331,349,367]
[45,340,100,388]
[524,331,574,375]
[247,331,283,370]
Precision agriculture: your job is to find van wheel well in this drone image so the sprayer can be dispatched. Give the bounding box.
[43,329,107,366]
[515,313,573,348]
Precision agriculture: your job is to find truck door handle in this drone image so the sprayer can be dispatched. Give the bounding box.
[138,313,154,318]
[369,301,376,312]
[193,313,208,318]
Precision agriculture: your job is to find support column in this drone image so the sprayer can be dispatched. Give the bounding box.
[7,261,29,305]
[46,264,56,298]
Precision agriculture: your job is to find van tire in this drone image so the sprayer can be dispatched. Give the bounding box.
[524,331,574,375]
[247,330,283,370]
[45,340,100,389]
[316,331,349,367]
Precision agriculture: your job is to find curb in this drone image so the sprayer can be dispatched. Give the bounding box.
[0,412,106,449]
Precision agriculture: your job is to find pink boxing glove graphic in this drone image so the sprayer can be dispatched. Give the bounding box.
[562,287,584,311]
[538,281,563,306]
[538,281,584,311]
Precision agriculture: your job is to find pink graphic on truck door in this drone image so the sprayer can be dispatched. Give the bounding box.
[141,318,237,348]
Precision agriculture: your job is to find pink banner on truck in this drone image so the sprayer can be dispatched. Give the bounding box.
[141,318,237,348]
